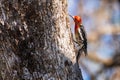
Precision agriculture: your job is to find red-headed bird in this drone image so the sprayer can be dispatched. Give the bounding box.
[69,15,87,63]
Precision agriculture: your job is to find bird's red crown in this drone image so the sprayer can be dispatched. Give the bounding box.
[73,16,82,24]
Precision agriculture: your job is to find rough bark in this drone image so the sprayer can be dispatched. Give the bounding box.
[0,0,83,80]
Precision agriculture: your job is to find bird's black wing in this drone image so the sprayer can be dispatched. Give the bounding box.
[79,24,87,55]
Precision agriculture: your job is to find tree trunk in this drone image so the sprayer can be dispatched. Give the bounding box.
[0,0,83,80]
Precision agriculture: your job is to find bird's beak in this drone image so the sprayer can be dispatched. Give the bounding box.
[69,14,74,21]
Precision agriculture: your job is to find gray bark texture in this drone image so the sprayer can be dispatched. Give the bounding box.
[0,0,83,80]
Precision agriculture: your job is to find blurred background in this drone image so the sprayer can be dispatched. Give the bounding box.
[68,0,120,80]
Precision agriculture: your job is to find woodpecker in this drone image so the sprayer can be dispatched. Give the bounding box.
[69,15,87,63]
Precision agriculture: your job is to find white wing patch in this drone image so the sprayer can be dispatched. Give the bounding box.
[78,28,84,41]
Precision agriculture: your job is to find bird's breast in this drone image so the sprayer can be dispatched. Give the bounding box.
[75,25,79,33]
